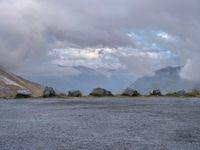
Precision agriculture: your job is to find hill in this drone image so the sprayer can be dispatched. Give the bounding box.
[0,68,43,98]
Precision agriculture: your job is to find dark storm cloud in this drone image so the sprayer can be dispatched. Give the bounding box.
[0,0,200,79]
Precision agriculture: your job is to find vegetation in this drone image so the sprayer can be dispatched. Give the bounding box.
[165,93,181,97]
[185,89,200,97]
[165,89,200,97]
[55,93,68,98]
[1,88,200,99]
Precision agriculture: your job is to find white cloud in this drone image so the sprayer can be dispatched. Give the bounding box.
[0,0,200,79]
[156,31,179,43]
[180,58,200,81]
[157,32,169,39]
[47,46,173,77]
[48,47,121,70]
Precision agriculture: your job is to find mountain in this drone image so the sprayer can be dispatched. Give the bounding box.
[0,68,43,98]
[130,66,200,94]
[24,66,136,94]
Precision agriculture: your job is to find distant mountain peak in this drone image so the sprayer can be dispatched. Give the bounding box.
[130,66,199,94]
[155,66,182,76]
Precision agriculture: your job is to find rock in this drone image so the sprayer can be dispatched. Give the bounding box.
[122,88,140,97]
[90,88,113,97]
[174,90,186,96]
[150,89,162,96]
[68,90,82,97]
[15,89,32,98]
[43,87,56,98]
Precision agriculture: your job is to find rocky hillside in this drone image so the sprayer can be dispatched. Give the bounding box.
[130,66,200,94]
[0,68,43,98]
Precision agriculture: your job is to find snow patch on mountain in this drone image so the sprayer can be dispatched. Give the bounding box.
[0,75,23,88]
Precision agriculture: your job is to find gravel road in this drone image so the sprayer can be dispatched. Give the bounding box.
[0,97,200,150]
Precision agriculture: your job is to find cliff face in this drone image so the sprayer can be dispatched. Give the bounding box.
[0,68,43,98]
[130,66,200,94]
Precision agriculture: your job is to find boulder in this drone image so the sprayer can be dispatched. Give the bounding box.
[68,90,82,97]
[174,90,186,96]
[150,89,162,96]
[122,88,140,97]
[90,88,113,97]
[43,87,56,98]
[15,89,32,98]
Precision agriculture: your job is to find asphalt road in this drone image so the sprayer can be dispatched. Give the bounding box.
[0,97,200,150]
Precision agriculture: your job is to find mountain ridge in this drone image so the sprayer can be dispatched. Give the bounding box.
[130,66,200,94]
[0,68,44,98]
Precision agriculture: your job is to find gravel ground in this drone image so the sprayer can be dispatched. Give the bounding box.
[0,97,200,150]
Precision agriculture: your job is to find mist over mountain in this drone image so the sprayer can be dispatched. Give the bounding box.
[0,68,43,98]
[24,66,135,94]
[1,65,200,97]
[130,66,200,94]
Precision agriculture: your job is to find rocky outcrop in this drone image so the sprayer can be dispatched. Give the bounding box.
[68,90,82,97]
[43,87,56,98]
[150,90,162,96]
[15,89,32,98]
[122,88,140,97]
[174,90,186,96]
[90,88,113,97]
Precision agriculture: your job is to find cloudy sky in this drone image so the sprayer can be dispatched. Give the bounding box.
[0,0,200,82]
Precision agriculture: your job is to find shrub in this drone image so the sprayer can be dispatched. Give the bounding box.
[185,89,200,97]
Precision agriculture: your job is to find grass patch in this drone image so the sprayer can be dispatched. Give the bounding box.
[185,89,200,97]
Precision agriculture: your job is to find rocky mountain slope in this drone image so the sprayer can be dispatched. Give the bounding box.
[130,66,200,94]
[0,68,43,98]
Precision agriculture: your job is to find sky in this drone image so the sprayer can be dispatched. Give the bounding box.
[0,0,200,85]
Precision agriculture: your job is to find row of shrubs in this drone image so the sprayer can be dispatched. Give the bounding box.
[42,87,200,98]
[14,87,200,98]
